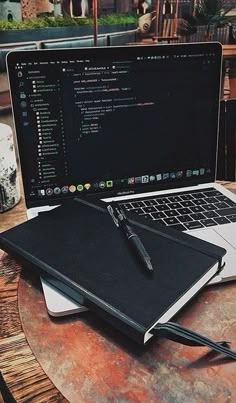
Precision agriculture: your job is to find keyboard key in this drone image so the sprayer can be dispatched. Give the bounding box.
[169,223,186,231]
[214,202,231,209]
[216,195,232,203]
[203,190,222,197]
[132,201,145,208]
[190,213,206,221]
[142,206,157,214]
[214,217,231,225]
[190,206,205,213]
[167,196,182,202]
[185,221,204,230]
[143,199,157,206]
[225,200,236,207]
[217,207,236,216]
[201,219,217,227]
[168,202,182,209]
[177,207,192,215]
[157,204,170,212]
[203,203,216,211]
[205,196,218,203]
[120,203,133,210]
[156,198,170,205]
[178,214,193,223]
[226,214,236,222]
[192,192,206,199]
[181,200,195,207]
[152,212,166,219]
[180,194,194,201]
[193,199,207,206]
[164,217,180,225]
[215,196,236,206]
[165,210,179,217]
[204,211,219,218]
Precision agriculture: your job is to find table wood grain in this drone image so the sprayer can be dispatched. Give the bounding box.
[222,45,236,58]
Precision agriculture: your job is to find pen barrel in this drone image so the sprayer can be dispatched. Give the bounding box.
[125,224,137,238]
[120,221,153,271]
[128,233,151,263]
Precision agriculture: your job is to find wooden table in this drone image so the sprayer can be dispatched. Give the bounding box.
[1,183,236,402]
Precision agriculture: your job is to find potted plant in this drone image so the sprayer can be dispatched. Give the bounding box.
[0,14,138,44]
[177,0,234,44]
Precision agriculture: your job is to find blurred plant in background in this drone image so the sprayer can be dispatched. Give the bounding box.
[178,0,235,40]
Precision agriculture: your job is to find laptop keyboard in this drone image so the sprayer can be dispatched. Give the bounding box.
[119,188,236,232]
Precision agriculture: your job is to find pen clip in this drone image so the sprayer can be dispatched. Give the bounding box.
[107,204,119,227]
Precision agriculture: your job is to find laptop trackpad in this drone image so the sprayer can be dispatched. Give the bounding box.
[187,228,236,285]
[214,225,236,249]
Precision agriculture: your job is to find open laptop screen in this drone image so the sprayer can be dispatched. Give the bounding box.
[7,43,222,207]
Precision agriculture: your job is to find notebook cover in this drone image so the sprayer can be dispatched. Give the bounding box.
[0,198,226,344]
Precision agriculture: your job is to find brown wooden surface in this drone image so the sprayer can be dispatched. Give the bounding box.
[0,196,26,235]
[0,255,67,402]
[1,182,236,402]
[222,45,236,58]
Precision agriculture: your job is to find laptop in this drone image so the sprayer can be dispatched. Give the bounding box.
[6,42,236,317]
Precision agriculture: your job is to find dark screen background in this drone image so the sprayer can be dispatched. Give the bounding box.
[7,43,222,206]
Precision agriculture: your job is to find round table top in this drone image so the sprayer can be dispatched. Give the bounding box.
[1,182,236,402]
[18,266,236,402]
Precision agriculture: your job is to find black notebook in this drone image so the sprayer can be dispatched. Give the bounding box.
[0,198,226,345]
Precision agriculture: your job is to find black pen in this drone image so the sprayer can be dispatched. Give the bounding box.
[107,202,154,273]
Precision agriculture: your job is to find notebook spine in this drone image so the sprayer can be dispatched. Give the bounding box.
[84,298,146,344]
